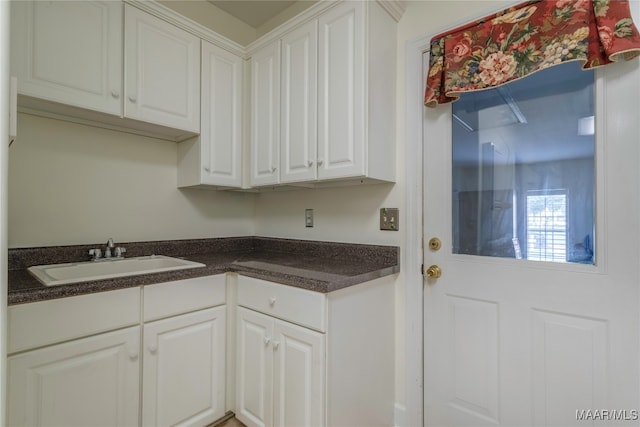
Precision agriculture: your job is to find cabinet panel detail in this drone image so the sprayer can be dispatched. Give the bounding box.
[280,20,318,184]
[124,4,200,133]
[317,3,364,179]
[10,0,122,115]
[8,326,140,427]
[143,306,226,427]
[251,41,281,186]
[273,320,324,427]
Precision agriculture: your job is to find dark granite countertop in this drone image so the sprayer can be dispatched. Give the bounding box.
[8,237,400,305]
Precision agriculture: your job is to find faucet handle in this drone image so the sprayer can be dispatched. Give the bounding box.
[114,247,127,258]
[89,248,102,261]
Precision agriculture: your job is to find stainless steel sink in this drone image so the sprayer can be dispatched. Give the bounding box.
[27,255,206,286]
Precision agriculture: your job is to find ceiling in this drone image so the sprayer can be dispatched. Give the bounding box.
[207,0,298,28]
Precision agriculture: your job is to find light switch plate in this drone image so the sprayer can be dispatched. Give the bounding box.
[380,208,399,231]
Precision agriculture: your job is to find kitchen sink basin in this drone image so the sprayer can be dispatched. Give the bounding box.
[27,255,206,287]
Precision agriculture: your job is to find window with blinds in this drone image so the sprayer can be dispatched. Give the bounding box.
[526,191,567,262]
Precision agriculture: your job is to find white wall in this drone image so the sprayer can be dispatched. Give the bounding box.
[8,114,255,247]
[254,184,402,244]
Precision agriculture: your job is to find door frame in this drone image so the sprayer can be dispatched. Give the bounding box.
[403,33,429,427]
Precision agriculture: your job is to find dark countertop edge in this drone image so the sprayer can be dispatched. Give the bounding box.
[232,264,401,293]
[8,263,400,305]
[8,237,400,305]
[8,264,232,305]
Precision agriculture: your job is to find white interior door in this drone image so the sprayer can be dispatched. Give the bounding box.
[423,51,640,427]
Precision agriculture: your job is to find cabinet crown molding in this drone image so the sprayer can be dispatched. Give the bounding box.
[246,0,405,56]
[376,0,407,22]
[125,0,406,59]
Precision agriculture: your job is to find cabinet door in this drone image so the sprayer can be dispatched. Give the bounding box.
[250,41,281,187]
[125,4,200,133]
[201,41,243,187]
[236,307,273,427]
[317,2,365,180]
[10,0,122,116]
[7,326,140,427]
[280,20,318,184]
[143,306,226,427]
[272,319,324,427]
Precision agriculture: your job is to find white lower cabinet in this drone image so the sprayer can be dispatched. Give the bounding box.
[8,326,141,427]
[143,306,226,427]
[142,275,227,427]
[234,275,395,427]
[7,287,141,427]
[7,272,395,427]
[236,307,324,427]
[7,275,228,427]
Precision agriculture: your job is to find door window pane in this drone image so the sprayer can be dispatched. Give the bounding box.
[452,61,595,264]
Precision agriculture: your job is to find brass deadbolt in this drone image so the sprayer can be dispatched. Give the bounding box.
[428,237,442,251]
[425,265,442,279]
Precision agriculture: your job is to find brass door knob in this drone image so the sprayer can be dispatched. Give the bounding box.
[426,265,442,279]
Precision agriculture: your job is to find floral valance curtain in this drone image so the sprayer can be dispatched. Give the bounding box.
[424,0,640,107]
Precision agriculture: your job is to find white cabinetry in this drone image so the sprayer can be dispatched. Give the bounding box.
[7,275,228,427]
[236,307,324,427]
[8,327,141,427]
[10,0,201,141]
[142,275,227,427]
[143,307,226,427]
[250,41,281,187]
[280,20,318,184]
[10,0,123,116]
[7,288,141,427]
[178,41,244,188]
[317,1,395,182]
[236,277,326,427]
[124,4,200,134]
[234,275,395,427]
[249,1,396,188]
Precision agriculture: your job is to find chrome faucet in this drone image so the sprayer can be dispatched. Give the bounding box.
[88,238,126,261]
[105,238,115,258]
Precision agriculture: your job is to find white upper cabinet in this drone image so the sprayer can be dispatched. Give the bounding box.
[317,1,396,183]
[317,3,363,180]
[178,41,243,188]
[248,1,397,188]
[10,0,202,141]
[250,41,281,187]
[10,0,123,116]
[124,4,200,134]
[280,20,318,184]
